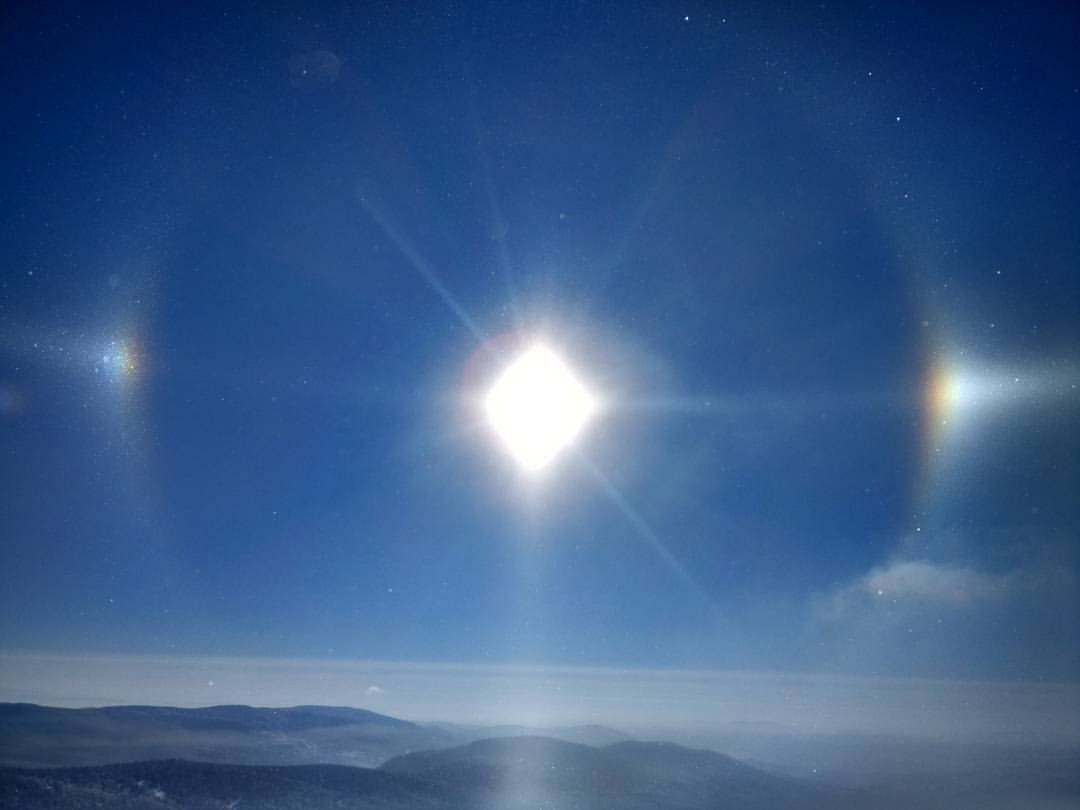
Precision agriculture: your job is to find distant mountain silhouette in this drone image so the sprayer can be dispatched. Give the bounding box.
[380,735,858,809]
[0,738,862,809]
[0,702,415,733]
[7,705,1074,808]
[0,703,634,770]
[0,758,463,809]
[0,703,452,769]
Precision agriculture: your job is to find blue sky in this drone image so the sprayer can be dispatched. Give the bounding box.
[1,1,1078,698]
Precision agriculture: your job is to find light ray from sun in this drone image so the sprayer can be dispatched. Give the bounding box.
[579,453,728,625]
[358,195,487,344]
[473,122,524,331]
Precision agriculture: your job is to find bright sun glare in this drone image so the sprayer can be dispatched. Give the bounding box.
[485,344,597,472]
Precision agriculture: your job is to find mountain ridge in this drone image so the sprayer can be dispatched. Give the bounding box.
[0,737,858,810]
[0,703,632,771]
[0,702,447,769]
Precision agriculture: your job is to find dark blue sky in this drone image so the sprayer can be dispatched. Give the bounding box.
[2,2,1078,684]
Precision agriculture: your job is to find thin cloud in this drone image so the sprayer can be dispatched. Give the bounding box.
[864,560,1012,606]
[818,557,1071,620]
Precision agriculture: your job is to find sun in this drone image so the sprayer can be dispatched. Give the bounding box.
[484,344,597,472]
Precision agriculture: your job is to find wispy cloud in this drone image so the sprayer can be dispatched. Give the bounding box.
[819,555,1073,620]
[859,560,1011,606]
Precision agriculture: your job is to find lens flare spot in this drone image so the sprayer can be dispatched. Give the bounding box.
[102,339,140,381]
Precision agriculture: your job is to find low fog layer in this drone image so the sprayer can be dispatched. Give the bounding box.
[2,653,1075,743]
